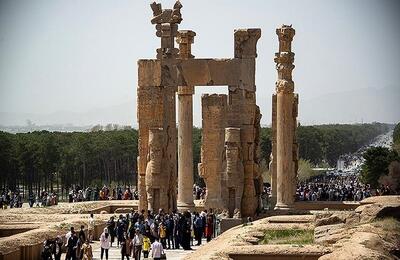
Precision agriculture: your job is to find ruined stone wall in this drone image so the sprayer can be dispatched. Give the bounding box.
[234,29,261,217]
[199,94,227,209]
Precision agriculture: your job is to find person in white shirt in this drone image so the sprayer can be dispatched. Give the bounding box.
[65,226,74,247]
[100,228,111,260]
[88,213,95,243]
[151,237,164,260]
[132,229,143,260]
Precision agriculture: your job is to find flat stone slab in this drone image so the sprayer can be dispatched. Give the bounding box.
[267,215,315,223]
[360,195,400,205]
[227,244,330,256]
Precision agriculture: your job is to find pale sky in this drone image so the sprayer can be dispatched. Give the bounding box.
[0,0,399,126]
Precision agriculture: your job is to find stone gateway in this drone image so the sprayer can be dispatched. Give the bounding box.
[137,1,298,217]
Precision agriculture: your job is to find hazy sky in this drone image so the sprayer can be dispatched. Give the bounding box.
[0,0,399,126]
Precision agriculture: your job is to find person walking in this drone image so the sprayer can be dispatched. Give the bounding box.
[117,215,126,248]
[205,213,214,242]
[81,239,93,260]
[100,228,111,260]
[107,216,116,247]
[66,231,78,260]
[151,238,164,260]
[132,229,143,260]
[54,236,63,260]
[158,222,167,249]
[88,213,95,243]
[166,215,174,249]
[120,232,131,260]
[142,235,151,259]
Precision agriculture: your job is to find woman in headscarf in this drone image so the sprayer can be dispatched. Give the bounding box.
[100,227,111,260]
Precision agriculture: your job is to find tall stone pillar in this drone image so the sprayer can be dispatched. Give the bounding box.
[177,30,196,211]
[274,25,296,210]
[199,94,227,209]
[271,94,277,206]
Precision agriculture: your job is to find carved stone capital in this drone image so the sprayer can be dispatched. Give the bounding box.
[275,80,294,94]
[150,1,182,25]
[176,30,196,45]
[176,30,196,59]
[274,52,295,64]
[234,28,261,59]
[276,24,295,53]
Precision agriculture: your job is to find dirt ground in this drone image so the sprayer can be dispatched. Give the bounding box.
[0,200,137,255]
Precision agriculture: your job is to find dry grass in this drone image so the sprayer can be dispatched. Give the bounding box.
[371,217,400,232]
[260,229,314,245]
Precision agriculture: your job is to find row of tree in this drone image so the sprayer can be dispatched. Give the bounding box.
[0,130,138,195]
[0,123,390,195]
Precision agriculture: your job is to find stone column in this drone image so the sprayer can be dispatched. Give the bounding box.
[274,25,296,210]
[177,86,195,210]
[271,94,277,206]
[176,30,196,211]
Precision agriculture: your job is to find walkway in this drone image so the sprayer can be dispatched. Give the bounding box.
[63,239,206,260]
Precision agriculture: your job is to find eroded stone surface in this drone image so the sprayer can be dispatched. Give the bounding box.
[138,5,263,217]
[273,25,299,210]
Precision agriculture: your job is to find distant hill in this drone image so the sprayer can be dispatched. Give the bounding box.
[0,86,398,128]
[0,101,136,127]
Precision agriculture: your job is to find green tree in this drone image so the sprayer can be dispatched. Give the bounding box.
[360,146,400,188]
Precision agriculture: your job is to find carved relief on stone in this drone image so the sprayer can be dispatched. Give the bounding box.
[199,94,227,209]
[137,85,164,213]
[224,127,244,216]
[145,127,165,211]
[253,106,263,199]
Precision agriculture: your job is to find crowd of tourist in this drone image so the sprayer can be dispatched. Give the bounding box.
[41,209,218,260]
[68,186,139,203]
[1,188,59,209]
[296,174,379,202]
[0,189,23,209]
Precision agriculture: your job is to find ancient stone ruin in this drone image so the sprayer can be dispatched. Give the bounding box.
[137,1,265,217]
